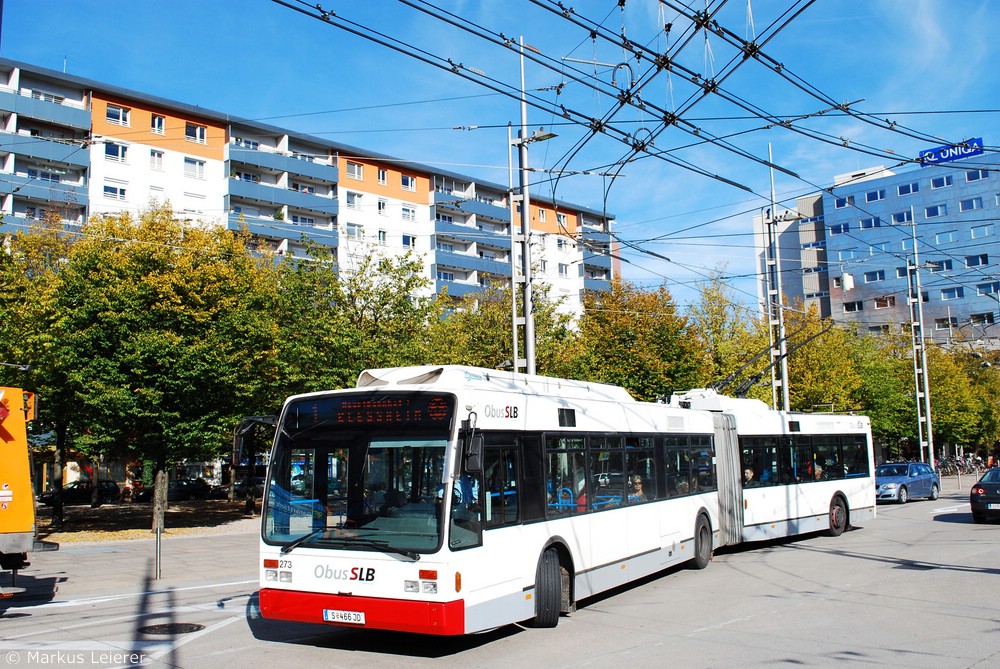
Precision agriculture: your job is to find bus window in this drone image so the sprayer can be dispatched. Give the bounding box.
[592,436,624,509]
[546,439,588,515]
[483,447,519,528]
[625,437,656,503]
[664,442,691,496]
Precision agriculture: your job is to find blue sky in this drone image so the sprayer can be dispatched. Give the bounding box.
[3,1,998,309]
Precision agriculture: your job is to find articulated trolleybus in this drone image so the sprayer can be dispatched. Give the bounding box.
[259,366,875,635]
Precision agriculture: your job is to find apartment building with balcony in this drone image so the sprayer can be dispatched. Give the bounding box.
[757,148,1000,345]
[0,58,616,313]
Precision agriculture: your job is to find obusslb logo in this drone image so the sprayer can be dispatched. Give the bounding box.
[484,404,519,419]
[315,565,376,581]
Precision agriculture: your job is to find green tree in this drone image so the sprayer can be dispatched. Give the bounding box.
[687,272,768,395]
[570,280,710,401]
[426,280,575,374]
[51,206,281,529]
[850,334,914,457]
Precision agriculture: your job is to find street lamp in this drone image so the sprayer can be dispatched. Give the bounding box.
[510,36,557,376]
[0,362,31,371]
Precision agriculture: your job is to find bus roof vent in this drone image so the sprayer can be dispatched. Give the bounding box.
[356,371,389,387]
[398,368,445,385]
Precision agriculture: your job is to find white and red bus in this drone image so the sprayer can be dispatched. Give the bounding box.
[259,366,875,635]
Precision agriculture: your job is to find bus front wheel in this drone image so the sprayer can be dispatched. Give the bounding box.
[691,516,713,569]
[531,548,561,628]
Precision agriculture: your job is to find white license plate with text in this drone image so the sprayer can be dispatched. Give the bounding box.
[324,609,366,624]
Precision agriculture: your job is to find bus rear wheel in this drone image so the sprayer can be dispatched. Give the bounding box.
[691,516,712,570]
[827,497,848,537]
[531,548,561,628]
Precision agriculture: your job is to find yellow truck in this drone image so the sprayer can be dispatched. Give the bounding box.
[0,387,54,595]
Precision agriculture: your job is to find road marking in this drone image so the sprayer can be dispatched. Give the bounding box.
[933,505,961,513]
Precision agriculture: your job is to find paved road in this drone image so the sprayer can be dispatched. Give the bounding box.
[2,480,999,668]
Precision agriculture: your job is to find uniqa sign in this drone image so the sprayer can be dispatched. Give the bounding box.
[919,137,984,166]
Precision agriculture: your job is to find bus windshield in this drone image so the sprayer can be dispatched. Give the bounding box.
[263,392,455,556]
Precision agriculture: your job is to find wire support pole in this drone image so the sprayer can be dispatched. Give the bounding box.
[907,206,935,468]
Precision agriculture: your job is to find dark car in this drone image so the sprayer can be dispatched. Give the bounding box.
[970,468,1000,523]
[133,478,206,503]
[875,462,940,503]
[39,479,121,506]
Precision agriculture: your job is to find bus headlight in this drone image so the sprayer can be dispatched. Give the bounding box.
[404,580,419,593]
[264,570,278,581]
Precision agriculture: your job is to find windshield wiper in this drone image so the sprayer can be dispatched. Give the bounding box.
[280,527,330,555]
[350,538,421,561]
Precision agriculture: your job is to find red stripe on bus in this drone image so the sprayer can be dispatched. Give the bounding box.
[259,588,466,636]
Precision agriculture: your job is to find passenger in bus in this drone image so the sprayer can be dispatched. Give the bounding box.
[813,464,824,480]
[743,468,759,487]
[627,475,648,503]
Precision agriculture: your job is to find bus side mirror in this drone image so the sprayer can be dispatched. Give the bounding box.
[464,434,483,473]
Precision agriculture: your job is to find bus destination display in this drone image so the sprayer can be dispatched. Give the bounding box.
[288,393,454,429]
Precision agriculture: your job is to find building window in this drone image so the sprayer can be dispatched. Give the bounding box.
[539,210,547,222]
[346,192,362,210]
[801,240,826,249]
[967,254,989,268]
[27,168,60,183]
[971,312,995,326]
[401,174,416,191]
[104,142,128,162]
[378,168,387,185]
[234,171,260,183]
[865,189,886,203]
[557,212,568,226]
[860,217,881,229]
[437,241,454,253]
[896,267,908,278]
[928,259,953,272]
[347,162,363,180]
[843,301,863,313]
[377,199,387,215]
[839,248,858,261]
[935,230,957,244]
[149,114,166,135]
[931,175,953,189]
[558,263,569,277]
[830,223,850,235]
[378,230,387,246]
[103,184,126,200]
[402,206,416,221]
[874,296,896,309]
[291,214,315,226]
[436,213,453,224]
[870,242,888,255]
[557,238,567,250]
[185,122,207,143]
[184,157,205,179]
[977,282,1000,296]
[941,287,964,300]
[972,224,994,239]
[834,196,854,209]
[437,270,454,282]
[935,317,958,330]
[106,104,130,126]
[30,90,64,104]
[897,182,919,196]
[925,204,947,218]
[960,197,983,212]
[345,223,363,239]
[864,270,885,283]
[402,235,416,249]
[150,149,164,170]
[891,211,912,224]
[967,169,989,182]
[233,136,259,150]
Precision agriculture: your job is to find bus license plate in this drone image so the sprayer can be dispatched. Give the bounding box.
[324,609,365,624]
[988,504,1000,510]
